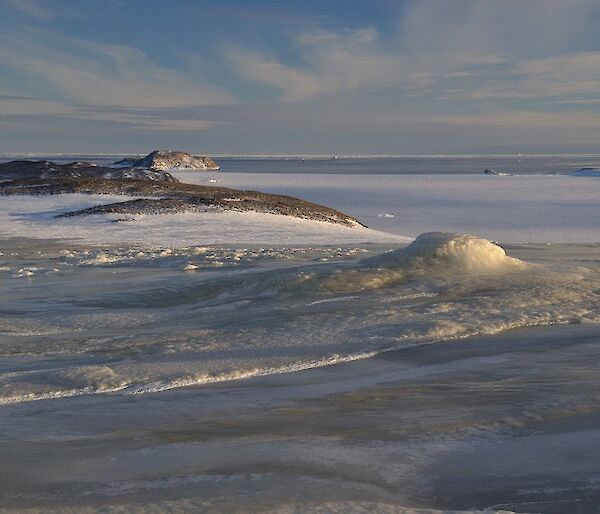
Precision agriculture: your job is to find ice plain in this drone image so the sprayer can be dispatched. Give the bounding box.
[1,167,600,513]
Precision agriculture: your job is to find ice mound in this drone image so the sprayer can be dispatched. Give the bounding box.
[361,232,528,274]
[297,233,529,295]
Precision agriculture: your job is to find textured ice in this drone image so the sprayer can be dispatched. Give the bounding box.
[361,232,527,273]
[1,164,599,514]
[1,234,599,404]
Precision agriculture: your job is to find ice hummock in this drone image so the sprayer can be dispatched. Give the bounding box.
[360,232,528,274]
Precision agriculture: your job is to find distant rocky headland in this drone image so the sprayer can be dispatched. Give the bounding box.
[0,159,176,182]
[0,155,362,227]
[114,150,220,171]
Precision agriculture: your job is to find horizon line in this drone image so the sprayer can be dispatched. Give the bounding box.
[1,152,600,159]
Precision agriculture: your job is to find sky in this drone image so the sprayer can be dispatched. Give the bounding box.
[1,0,600,155]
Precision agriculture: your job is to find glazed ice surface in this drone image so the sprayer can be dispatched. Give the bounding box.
[1,167,599,512]
[1,234,598,404]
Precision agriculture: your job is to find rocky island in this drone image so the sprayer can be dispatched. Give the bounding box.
[482,168,511,176]
[0,158,363,227]
[114,150,220,171]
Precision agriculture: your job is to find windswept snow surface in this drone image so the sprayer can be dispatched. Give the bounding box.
[0,194,407,246]
[173,172,600,243]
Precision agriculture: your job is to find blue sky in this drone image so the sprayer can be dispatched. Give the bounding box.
[1,0,600,154]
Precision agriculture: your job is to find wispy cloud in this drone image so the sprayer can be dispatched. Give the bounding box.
[2,0,600,152]
[2,0,53,19]
[190,5,326,25]
[397,111,600,130]
[0,27,236,131]
[228,0,600,107]
[229,28,423,101]
[514,52,600,99]
[59,107,222,131]
[0,29,234,109]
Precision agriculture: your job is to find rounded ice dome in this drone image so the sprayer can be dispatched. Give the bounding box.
[361,232,528,274]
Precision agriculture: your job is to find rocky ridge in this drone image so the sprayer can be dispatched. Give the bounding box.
[0,160,176,182]
[0,159,363,227]
[570,168,600,177]
[482,168,511,176]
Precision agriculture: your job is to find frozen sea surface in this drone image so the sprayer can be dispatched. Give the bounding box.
[2,172,599,245]
[173,171,600,243]
[1,167,599,512]
[1,234,599,405]
[1,323,600,513]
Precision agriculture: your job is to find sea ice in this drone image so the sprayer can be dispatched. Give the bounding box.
[172,171,600,243]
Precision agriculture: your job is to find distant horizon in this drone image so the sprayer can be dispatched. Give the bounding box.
[2,151,600,159]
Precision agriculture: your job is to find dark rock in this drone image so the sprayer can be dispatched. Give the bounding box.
[0,160,364,227]
[483,169,510,176]
[0,160,176,182]
[570,168,600,177]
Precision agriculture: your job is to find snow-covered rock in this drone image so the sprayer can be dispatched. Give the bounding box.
[114,150,220,171]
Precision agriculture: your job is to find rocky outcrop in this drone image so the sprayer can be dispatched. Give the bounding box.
[55,194,361,226]
[0,160,176,182]
[0,160,363,227]
[570,168,600,177]
[483,169,510,176]
[114,150,220,171]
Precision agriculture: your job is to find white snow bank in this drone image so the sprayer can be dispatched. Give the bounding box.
[0,194,408,246]
[173,171,600,243]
